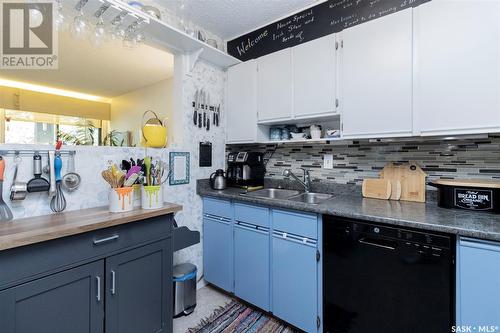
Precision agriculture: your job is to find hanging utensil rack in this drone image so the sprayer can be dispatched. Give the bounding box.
[0,150,77,156]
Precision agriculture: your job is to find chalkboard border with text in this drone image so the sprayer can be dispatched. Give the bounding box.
[227,0,430,62]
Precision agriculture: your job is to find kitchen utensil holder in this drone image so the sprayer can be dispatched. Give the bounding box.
[109,187,134,213]
[141,185,163,210]
[132,184,142,207]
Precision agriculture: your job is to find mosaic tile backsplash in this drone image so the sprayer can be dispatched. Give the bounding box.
[227,135,500,186]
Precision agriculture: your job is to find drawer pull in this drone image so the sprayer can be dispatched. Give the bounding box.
[93,235,119,245]
[96,276,101,302]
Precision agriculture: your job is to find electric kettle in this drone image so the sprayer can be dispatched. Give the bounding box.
[209,169,226,190]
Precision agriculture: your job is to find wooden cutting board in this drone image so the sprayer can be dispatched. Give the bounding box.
[380,162,427,203]
[362,179,392,200]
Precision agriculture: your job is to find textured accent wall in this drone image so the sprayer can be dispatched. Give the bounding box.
[227,135,500,185]
[168,60,227,277]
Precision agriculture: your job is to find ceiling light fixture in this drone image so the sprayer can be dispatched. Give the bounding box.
[0,78,109,102]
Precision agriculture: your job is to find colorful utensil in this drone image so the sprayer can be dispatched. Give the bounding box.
[126,166,141,179]
[144,156,152,186]
[50,154,67,213]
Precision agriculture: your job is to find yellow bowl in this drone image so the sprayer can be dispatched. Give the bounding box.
[142,124,167,148]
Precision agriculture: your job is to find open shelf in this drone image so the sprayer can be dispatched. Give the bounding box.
[146,15,241,68]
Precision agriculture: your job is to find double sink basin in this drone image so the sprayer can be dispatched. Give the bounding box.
[241,188,333,205]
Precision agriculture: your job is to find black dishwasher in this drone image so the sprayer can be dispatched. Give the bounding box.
[323,216,455,333]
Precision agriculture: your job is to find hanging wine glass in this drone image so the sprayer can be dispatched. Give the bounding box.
[88,4,110,48]
[106,12,126,41]
[113,24,127,40]
[90,16,106,48]
[70,8,89,39]
[135,31,146,44]
[122,22,139,49]
[54,0,67,31]
[177,0,193,37]
[123,20,145,49]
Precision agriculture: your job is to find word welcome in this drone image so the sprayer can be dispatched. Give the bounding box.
[235,30,269,56]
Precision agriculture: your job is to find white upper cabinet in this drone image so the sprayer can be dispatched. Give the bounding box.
[257,48,293,123]
[293,34,338,119]
[341,9,413,139]
[413,0,500,136]
[226,60,258,143]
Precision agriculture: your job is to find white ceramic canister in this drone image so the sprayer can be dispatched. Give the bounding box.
[109,187,134,213]
[141,185,163,210]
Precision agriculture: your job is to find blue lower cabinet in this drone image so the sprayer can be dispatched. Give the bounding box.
[203,216,233,292]
[234,222,270,311]
[458,238,500,329]
[272,231,318,333]
[202,197,321,332]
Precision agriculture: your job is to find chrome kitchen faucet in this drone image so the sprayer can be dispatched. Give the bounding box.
[282,168,312,193]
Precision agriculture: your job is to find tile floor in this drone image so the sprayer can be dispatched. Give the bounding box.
[173,285,233,333]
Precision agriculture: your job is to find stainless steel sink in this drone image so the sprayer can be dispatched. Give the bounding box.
[287,192,334,205]
[242,188,301,200]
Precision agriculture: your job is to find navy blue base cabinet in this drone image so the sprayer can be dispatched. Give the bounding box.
[0,261,104,333]
[106,240,171,333]
[0,215,174,333]
[457,238,500,329]
[202,197,321,332]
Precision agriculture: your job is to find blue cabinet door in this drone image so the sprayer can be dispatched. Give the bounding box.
[203,216,233,292]
[234,222,270,311]
[272,232,317,333]
[458,238,500,328]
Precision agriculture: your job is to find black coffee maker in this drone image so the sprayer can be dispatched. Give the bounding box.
[226,152,265,188]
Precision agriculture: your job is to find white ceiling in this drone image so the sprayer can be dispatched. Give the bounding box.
[0,30,174,99]
[159,0,321,40]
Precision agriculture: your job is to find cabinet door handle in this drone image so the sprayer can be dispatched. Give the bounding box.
[93,234,119,245]
[96,276,102,302]
[111,270,116,295]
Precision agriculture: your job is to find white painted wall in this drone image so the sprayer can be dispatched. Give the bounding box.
[110,78,173,146]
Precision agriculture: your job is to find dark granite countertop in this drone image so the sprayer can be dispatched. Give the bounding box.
[197,179,500,242]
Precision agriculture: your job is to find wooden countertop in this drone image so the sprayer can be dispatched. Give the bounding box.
[0,203,182,251]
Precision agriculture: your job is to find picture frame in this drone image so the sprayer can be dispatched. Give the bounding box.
[169,152,190,185]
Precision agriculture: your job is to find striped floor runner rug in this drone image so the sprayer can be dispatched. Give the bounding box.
[188,300,299,333]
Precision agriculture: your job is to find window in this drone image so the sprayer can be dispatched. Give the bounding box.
[3,109,103,146]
